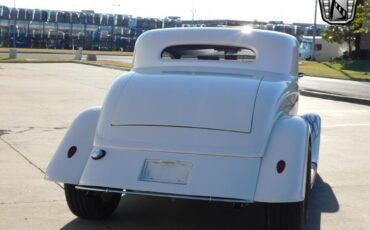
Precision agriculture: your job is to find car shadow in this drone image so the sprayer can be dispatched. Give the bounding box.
[306,174,339,230]
[62,196,267,229]
[62,174,338,230]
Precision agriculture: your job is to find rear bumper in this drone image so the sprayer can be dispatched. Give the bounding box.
[75,186,252,203]
[78,147,261,201]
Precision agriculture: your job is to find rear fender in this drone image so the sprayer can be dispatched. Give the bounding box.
[254,116,310,203]
[45,107,100,184]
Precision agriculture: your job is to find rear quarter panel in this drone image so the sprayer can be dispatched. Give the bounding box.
[254,116,310,202]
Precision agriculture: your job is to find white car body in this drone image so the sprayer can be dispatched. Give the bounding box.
[46,28,321,206]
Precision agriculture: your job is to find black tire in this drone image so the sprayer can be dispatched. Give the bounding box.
[64,184,121,219]
[266,146,312,230]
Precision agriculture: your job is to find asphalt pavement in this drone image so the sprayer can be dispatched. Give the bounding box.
[0,52,133,63]
[0,63,369,230]
[1,52,369,101]
[299,76,370,100]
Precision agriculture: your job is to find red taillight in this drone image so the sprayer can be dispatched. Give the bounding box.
[276,160,286,174]
[67,146,77,158]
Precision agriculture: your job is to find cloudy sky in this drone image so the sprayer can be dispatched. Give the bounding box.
[2,0,325,24]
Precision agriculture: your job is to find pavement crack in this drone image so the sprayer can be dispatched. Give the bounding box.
[0,129,11,137]
[0,200,65,205]
[0,136,45,174]
[0,136,63,190]
[53,126,68,130]
[14,126,35,134]
[0,126,68,135]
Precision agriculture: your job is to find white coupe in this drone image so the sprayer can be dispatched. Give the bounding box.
[46,28,321,230]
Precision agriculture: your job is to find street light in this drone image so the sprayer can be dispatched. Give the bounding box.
[9,0,17,59]
[312,0,318,61]
[13,0,16,48]
[191,8,196,27]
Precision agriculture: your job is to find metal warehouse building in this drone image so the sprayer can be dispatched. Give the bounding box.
[0,5,323,51]
[0,6,181,51]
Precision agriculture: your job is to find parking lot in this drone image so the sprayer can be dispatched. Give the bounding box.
[0,63,369,230]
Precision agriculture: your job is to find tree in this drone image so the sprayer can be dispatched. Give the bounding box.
[322,0,370,58]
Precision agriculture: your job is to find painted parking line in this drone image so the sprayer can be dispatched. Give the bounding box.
[300,110,370,113]
[322,123,370,128]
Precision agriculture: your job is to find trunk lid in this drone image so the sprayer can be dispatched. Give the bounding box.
[110,73,262,133]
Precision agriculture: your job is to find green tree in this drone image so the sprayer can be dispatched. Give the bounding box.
[322,0,370,58]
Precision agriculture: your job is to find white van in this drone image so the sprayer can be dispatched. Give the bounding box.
[299,36,347,61]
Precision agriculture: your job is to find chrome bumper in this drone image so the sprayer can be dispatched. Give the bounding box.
[75,185,251,203]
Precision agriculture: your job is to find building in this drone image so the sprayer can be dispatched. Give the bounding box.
[359,1,370,58]
[0,5,324,51]
[0,5,182,51]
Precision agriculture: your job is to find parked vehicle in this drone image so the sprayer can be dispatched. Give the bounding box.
[18,8,26,20]
[0,6,10,19]
[10,8,17,20]
[46,28,321,230]
[299,36,347,61]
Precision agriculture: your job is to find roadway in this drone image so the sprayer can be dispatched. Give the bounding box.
[300,76,370,100]
[0,63,369,230]
[0,52,133,63]
[1,52,369,100]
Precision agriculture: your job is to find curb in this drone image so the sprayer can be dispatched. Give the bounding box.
[0,51,133,57]
[300,89,370,106]
[76,61,131,71]
[0,60,131,71]
[304,74,370,83]
[0,60,71,64]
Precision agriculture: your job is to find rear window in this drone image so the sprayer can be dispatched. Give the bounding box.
[161,45,256,62]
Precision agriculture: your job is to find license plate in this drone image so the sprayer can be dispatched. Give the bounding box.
[140,159,193,185]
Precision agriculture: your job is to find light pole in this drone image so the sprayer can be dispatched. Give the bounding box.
[13,0,16,48]
[162,17,166,28]
[191,8,196,27]
[9,0,17,59]
[312,0,318,61]
[112,3,121,51]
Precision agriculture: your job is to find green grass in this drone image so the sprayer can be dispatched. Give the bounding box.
[299,60,370,81]
[77,60,132,69]
[0,48,133,56]
[2,55,368,81]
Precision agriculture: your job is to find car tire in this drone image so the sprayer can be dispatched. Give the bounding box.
[64,184,121,219]
[265,146,311,230]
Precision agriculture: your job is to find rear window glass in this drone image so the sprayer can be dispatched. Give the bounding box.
[161,45,256,61]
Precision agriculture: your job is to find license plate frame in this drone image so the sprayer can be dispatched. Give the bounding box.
[140,159,193,185]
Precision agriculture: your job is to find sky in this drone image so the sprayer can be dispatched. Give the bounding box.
[2,0,325,24]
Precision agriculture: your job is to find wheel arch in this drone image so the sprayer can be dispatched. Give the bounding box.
[45,106,101,184]
[254,115,310,203]
[303,113,321,165]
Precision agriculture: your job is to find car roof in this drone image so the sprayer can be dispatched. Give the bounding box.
[133,28,298,76]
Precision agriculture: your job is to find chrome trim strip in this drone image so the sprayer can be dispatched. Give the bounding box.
[75,186,251,203]
[311,162,318,189]
[123,190,251,203]
[75,186,123,193]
